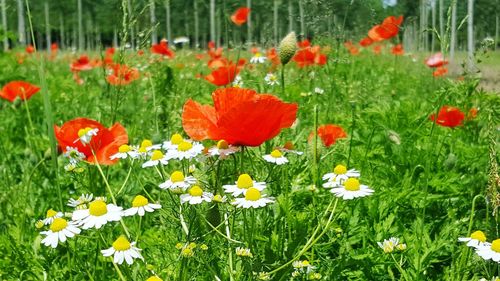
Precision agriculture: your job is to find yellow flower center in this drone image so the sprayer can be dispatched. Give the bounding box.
[178,141,193,152]
[217,140,229,149]
[77,127,92,137]
[255,52,262,57]
[492,239,500,253]
[170,133,183,145]
[138,146,147,153]
[245,187,261,201]
[46,209,58,218]
[88,200,108,216]
[334,164,347,175]
[49,218,68,232]
[118,144,131,153]
[284,141,294,150]
[470,230,487,242]
[132,195,149,207]
[146,277,162,281]
[189,185,203,197]
[237,174,253,189]
[170,171,185,183]
[112,236,131,251]
[151,150,164,160]
[141,139,153,148]
[270,149,282,158]
[344,178,360,191]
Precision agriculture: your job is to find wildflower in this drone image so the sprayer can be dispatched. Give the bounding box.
[180,185,213,205]
[182,87,298,146]
[200,244,209,250]
[223,174,266,197]
[232,75,244,87]
[256,272,271,280]
[68,193,94,208]
[425,53,448,68]
[458,230,487,248]
[70,55,94,72]
[391,44,404,55]
[208,140,240,158]
[396,243,407,251]
[292,260,316,273]
[433,66,448,77]
[159,170,197,192]
[63,146,86,163]
[322,164,360,188]
[151,39,175,58]
[278,32,297,65]
[235,247,253,257]
[251,52,267,64]
[162,133,185,150]
[368,16,404,42]
[310,124,347,147]
[110,144,139,160]
[71,199,123,229]
[429,106,465,128]
[212,194,227,203]
[142,150,169,168]
[230,7,250,26]
[359,37,373,47]
[205,64,240,86]
[264,73,279,86]
[475,239,500,262]
[54,118,128,165]
[263,149,289,165]
[140,139,162,151]
[106,63,140,86]
[63,161,84,172]
[267,48,280,65]
[0,81,40,102]
[330,177,374,200]
[377,237,400,253]
[278,141,303,155]
[232,187,275,208]
[124,195,161,217]
[26,44,35,54]
[42,209,63,225]
[146,276,163,281]
[101,236,143,265]
[165,140,204,160]
[313,87,324,94]
[292,46,327,67]
[181,247,195,257]
[41,218,81,248]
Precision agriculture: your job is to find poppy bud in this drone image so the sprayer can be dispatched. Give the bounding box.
[278,32,297,65]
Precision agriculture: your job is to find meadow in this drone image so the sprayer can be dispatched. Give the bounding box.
[0,23,499,281]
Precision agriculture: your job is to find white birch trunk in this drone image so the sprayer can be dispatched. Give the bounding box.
[165,0,171,43]
[439,0,444,43]
[431,0,436,52]
[113,28,118,48]
[467,0,475,71]
[450,1,457,65]
[127,0,135,49]
[299,0,305,38]
[246,0,252,45]
[273,0,279,44]
[150,0,157,44]
[495,14,498,50]
[17,0,25,45]
[210,0,215,43]
[78,0,83,50]
[288,1,293,32]
[45,1,50,52]
[194,0,199,48]
[1,0,7,50]
[59,15,64,49]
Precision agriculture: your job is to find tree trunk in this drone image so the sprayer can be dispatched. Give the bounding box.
[299,0,305,38]
[1,0,7,51]
[467,0,475,71]
[45,1,51,52]
[194,0,199,48]
[113,28,118,47]
[127,0,135,49]
[273,0,279,44]
[17,0,25,45]
[59,15,65,49]
[431,0,436,52]
[439,0,444,45]
[495,14,498,50]
[78,0,83,50]
[246,0,252,45]
[216,6,221,47]
[450,0,457,65]
[210,0,215,43]
[288,1,293,32]
[165,0,171,43]
[150,0,157,44]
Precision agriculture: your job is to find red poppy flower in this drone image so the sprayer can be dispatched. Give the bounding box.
[151,39,175,58]
[310,124,347,147]
[432,66,448,77]
[51,43,58,52]
[106,64,140,86]
[298,39,311,49]
[467,108,478,120]
[391,44,404,55]
[267,48,280,65]
[231,7,250,26]
[208,41,216,49]
[205,64,239,86]
[425,53,448,68]
[54,118,128,165]
[26,44,35,54]
[429,106,464,128]
[359,37,374,47]
[70,55,94,72]
[137,49,144,56]
[372,45,382,55]
[0,81,40,102]
[182,87,298,146]
[293,46,327,67]
[368,16,403,42]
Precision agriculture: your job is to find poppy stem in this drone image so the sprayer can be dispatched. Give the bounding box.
[281,65,286,97]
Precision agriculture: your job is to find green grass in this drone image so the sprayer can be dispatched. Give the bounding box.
[0,44,498,281]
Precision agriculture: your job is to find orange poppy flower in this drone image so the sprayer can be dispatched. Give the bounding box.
[51,43,58,52]
[391,44,404,55]
[429,106,464,128]
[70,55,94,72]
[432,66,448,77]
[359,37,374,47]
[368,15,403,42]
[54,118,128,165]
[182,87,298,146]
[26,44,35,54]
[151,39,175,58]
[106,64,140,86]
[231,7,250,26]
[310,124,347,147]
[425,53,448,68]
[0,81,40,102]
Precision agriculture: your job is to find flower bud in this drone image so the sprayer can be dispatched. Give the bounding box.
[278,32,297,65]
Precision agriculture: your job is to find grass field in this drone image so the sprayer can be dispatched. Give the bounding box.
[0,38,498,281]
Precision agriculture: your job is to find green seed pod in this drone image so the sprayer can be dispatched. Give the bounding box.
[278,32,297,65]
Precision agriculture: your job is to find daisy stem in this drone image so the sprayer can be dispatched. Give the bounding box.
[225,212,236,281]
[116,159,135,195]
[136,216,142,242]
[179,204,190,236]
[112,261,127,281]
[390,253,410,281]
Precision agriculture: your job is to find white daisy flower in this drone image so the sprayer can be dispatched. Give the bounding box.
[235,247,253,257]
[250,52,267,64]
[110,144,140,160]
[322,164,360,188]
[159,170,197,192]
[330,177,374,200]
[101,236,143,265]
[475,239,500,262]
[123,195,161,217]
[232,75,244,88]
[42,209,63,225]
[377,237,400,253]
[277,141,303,155]
[71,199,123,229]
[263,149,288,165]
[264,73,279,86]
[162,133,185,150]
[180,185,213,205]
[140,139,162,151]
[165,140,204,160]
[208,140,240,159]
[314,87,324,94]
[458,230,487,248]
[63,146,86,163]
[142,150,169,168]
[232,187,275,208]
[74,127,99,144]
[223,174,266,197]
[41,218,81,248]
[292,260,316,273]
[68,193,93,208]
